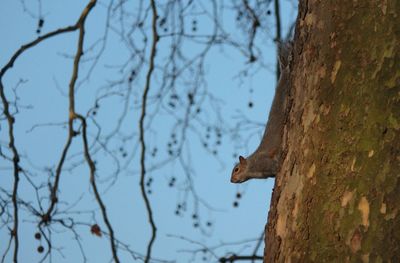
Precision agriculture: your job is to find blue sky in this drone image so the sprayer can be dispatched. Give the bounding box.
[0,1,297,262]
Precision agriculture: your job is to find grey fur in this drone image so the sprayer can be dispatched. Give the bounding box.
[230,41,292,183]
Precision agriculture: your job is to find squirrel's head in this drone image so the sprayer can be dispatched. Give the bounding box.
[230,156,249,183]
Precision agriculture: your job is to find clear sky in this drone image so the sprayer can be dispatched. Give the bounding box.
[0,1,297,262]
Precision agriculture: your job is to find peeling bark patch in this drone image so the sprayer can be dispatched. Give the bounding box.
[362,253,370,263]
[351,157,357,172]
[319,103,330,116]
[291,199,300,231]
[381,0,387,15]
[292,198,299,218]
[341,190,354,207]
[368,150,374,157]
[302,103,317,131]
[307,163,316,178]
[304,13,316,26]
[358,196,370,228]
[331,60,342,84]
[350,228,362,253]
[380,203,386,214]
[276,213,286,238]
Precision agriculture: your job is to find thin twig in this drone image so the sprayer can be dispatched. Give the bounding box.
[251,231,264,263]
[274,0,282,78]
[219,254,263,262]
[0,80,20,262]
[1,234,13,263]
[241,0,260,62]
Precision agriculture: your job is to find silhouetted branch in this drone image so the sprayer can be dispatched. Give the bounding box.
[219,254,263,262]
[0,1,297,261]
[139,1,159,262]
[42,0,97,229]
[274,0,282,78]
[76,114,120,262]
[0,81,20,262]
[251,232,264,262]
[171,233,264,262]
[1,234,12,263]
[241,0,260,62]
[2,0,113,261]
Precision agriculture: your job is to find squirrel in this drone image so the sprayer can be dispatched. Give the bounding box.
[230,41,293,183]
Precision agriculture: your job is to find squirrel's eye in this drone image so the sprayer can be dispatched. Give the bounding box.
[234,167,239,173]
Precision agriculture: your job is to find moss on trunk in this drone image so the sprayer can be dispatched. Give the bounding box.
[265,1,400,262]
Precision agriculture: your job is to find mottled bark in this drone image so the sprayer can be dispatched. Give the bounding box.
[265,1,400,262]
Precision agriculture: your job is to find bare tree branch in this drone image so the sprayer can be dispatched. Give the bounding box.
[42,0,97,226]
[0,82,20,262]
[219,254,263,262]
[0,0,117,261]
[241,0,260,63]
[0,1,297,261]
[274,0,282,78]
[139,1,159,262]
[76,114,120,262]
[251,231,264,260]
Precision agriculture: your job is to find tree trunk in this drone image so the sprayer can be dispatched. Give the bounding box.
[265,1,400,262]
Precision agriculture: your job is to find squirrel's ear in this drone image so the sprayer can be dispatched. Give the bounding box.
[239,156,247,165]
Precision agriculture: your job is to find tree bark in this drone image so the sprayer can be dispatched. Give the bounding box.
[265,1,400,262]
